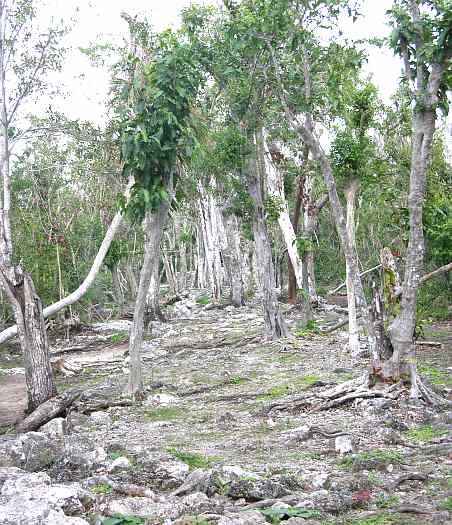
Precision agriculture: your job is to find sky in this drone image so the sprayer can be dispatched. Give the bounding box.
[43,1,405,124]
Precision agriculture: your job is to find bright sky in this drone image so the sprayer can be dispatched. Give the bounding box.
[46,0,403,124]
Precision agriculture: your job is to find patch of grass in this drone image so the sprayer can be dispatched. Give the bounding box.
[294,319,320,337]
[375,492,401,509]
[167,447,221,470]
[338,449,404,470]
[196,295,210,305]
[288,451,322,461]
[110,332,128,344]
[404,424,447,442]
[260,506,321,524]
[418,364,452,385]
[440,496,452,511]
[229,375,247,385]
[277,353,302,364]
[367,472,384,487]
[143,406,184,422]
[258,375,321,400]
[91,482,113,495]
[102,514,145,525]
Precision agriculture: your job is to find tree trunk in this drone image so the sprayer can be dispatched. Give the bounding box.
[263,135,311,324]
[197,183,223,300]
[146,254,165,321]
[290,120,377,357]
[111,265,125,306]
[0,267,56,412]
[345,179,360,356]
[247,149,288,339]
[127,189,171,397]
[221,212,245,306]
[387,110,436,397]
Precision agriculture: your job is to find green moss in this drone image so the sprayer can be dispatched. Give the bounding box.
[110,332,128,344]
[375,492,400,508]
[404,424,447,442]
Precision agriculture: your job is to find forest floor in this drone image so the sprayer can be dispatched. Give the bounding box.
[0,295,451,524]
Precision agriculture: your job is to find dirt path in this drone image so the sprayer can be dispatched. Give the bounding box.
[0,373,26,426]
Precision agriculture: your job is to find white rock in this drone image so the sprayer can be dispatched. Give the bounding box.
[86,446,107,465]
[304,470,330,489]
[108,456,131,472]
[40,417,66,439]
[221,465,259,480]
[145,393,180,406]
[335,435,353,454]
[90,411,112,426]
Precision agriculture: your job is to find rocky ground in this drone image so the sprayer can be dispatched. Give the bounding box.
[0,292,451,525]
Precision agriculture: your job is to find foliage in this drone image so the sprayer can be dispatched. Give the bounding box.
[375,492,400,509]
[91,483,113,495]
[338,449,404,470]
[167,448,220,469]
[260,506,320,524]
[196,295,211,305]
[440,496,452,511]
[115,24,201,222]
[102,514,145,525]
[404,424,448,442]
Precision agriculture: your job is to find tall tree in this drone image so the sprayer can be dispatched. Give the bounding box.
[0,0,66,411]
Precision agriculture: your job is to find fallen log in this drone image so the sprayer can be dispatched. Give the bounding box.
[15,388,82,433]
[329,264,382,294]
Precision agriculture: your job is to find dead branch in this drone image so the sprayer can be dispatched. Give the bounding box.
[390,472,428,490]
[16,388,82,433]
[329,264,382,294]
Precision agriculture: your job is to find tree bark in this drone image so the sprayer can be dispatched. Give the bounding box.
[111,265,125,306]
[247,147,289,339]
[345,179,360,356]
[221,212,245,306]
[127,191,171,397]
[0,267,57,412]
[146,255,165,321]
[263,134,312,325]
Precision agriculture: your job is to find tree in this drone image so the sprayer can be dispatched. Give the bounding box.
[0,0,66,412]
[374,0,452,398]
[115,17,201,396]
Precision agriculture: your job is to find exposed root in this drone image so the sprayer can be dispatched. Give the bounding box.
[416,375,452,407]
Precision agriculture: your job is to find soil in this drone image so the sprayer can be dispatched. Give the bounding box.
[0,298,451,524]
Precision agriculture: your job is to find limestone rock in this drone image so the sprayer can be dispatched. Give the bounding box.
[0,432,63,472]
[0,497,89,525]
[40,418,67,440]
[335,435,353,455]
[107,456,131,472]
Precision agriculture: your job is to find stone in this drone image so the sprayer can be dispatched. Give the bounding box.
[181,491,211,514]
[303,471,330,489]
[0,432,63,472]
[227,477,290,501]
[0,497,90,525]
[90,411,112,426]
[145,393,180,406]
[0,467,26,489]
[335,435,353,455]
[149,460,190,490]
[107,456,131,472]
[217,511,267,524]
[107,496,185,522]
[1,471,93,515]
[40,418,66,440]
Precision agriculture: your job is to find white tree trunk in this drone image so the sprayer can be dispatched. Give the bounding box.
[345,179,360,356]
[221,212,245,306]
[127,187,171,397]
[197,183,223,300]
